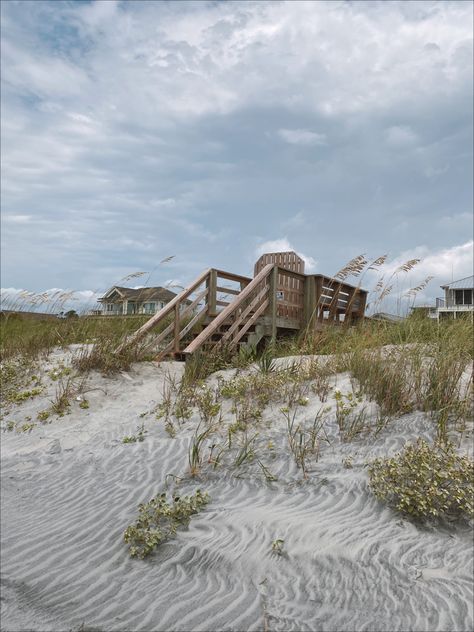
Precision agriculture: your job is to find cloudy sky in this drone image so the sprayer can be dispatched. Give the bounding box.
[1,0,473,311]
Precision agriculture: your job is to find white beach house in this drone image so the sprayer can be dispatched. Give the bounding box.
[98,286,177,316]
[429,276,474,321]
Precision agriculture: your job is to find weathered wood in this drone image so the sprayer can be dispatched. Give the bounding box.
[183,263,274,355]
[230,299,269,347]
[214,269,252,284]
[268,265,278,342]
[173,304,180,353]
[207,269,217,317]
[216,286,241,295]
[221,285,269,343]
[122,251,369,360]
[303,275,316,328]
[116,267,212,351]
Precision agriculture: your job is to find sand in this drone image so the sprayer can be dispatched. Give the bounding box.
[1,349,473,632]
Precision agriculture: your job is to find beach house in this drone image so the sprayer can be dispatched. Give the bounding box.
[98,286,177,316]
[437,276,474,320]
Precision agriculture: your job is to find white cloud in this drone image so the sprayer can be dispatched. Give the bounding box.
[255,238,317,272]
[277,129,327,146]
[379,241,473,283]
[0,287,102,313]
[365,241,474,312]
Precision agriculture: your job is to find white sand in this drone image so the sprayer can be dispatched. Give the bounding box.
[1,350,473,632]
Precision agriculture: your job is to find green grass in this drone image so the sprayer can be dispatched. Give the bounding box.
[0,314,151,362]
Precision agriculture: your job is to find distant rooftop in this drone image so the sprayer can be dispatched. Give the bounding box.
[370,312,405,322]
[440,275,474,290]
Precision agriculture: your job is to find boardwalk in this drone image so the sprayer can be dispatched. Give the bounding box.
[123,251,368,359]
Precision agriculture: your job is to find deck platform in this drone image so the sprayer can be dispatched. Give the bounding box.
[120,251,368,359]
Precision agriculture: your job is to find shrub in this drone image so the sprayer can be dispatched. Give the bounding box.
[124,489,209,558]
[368,439,474,519]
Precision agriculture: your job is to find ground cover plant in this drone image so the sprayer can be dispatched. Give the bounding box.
[124,489,210,558]
[368,439,474,520]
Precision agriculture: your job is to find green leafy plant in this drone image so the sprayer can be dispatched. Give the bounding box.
[271,538,285,556]
[8,387,43,404]
[37,409,50,422]
[257,348,276,374]
[368,439,474,519]
[122,424,147,444]
[124,489,210,558]
[188,422,216,476]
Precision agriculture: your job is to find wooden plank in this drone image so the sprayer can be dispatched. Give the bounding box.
[216,300,230,307]
[183,263,275,354]
[140,285,208,351]
[177,306,207,341]
[303,275,316,328]
[276,266,306,282]
[268,265,278,342]
[328,282,342,322]
[117,267,211,351]
[151,285,209,350]
[221,285,269,343]
[230,299,269,347]
[207,269,217,316]
[214,269,252,284]
[216,286,241,295]
[173,303,180,353]
[155,307,208,361]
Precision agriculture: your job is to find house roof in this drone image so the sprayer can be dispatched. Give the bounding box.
[98,286,177,302]
[440,275,474,290]
[370,312,405,322]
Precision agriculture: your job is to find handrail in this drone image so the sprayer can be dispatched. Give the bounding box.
[183,263,275,355]
[116,268,211,351]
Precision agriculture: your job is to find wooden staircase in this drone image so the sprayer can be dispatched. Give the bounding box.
[118,252,368,361]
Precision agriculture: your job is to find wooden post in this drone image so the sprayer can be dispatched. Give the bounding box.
[303,276,316,329]
[207,269,217,317]
[355,290,367,323]
[314,276,323,323]
[328,282,342,323]
[268,265,278,342]
[343,286,356,326]
[173,303,180,354]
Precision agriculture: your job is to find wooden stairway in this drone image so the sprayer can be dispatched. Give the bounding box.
[117,252,368,361]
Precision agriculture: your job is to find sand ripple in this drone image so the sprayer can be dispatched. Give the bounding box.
[1,368,472,632]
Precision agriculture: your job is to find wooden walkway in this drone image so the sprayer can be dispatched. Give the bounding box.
[121,251,367,359]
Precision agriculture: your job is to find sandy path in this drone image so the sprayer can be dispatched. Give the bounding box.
[1,355,473,632]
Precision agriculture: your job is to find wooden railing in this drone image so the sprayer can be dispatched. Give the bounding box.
[305,276,367,326]
[184,263,275,355]
[118,263,368,359]
[116,267,251,357]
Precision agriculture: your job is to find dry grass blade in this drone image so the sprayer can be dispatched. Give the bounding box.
[368,255,388,271]
[159,256,175,264]
[394,258,420,274]
[334,254,368,281]
[119,271,148,282]
[404,276,434,297]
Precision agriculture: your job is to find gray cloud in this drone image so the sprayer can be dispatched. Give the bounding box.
[1,0,472,309]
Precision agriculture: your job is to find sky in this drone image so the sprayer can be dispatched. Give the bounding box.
[1,0,473,313]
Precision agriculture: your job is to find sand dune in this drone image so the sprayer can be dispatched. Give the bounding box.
[1,352,472,632]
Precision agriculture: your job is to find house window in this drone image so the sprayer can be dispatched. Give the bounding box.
[143,302,156,314]
[106,304,114,312]
[455,289,473,305]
